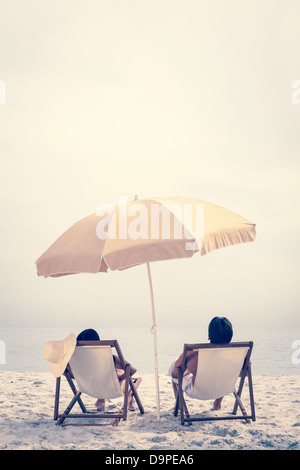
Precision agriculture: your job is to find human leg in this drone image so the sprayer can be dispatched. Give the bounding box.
[213,397,223,410]
[95,398,105,411]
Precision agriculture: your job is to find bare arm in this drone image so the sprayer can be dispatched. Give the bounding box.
[171,353,185,379]
[113,355,137,380]
[171,351,197,379]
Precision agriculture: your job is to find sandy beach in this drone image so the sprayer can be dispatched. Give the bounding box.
[0,371,299,451]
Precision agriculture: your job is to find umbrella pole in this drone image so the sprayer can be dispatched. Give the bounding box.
[146,261,161,421]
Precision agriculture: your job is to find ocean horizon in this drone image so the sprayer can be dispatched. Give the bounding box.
[1,325,299,376]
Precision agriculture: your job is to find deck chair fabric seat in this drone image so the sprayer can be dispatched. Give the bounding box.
[173,341,255,425]
[53,339,144,426]
[69,346,123,399]
[189,346,249,400]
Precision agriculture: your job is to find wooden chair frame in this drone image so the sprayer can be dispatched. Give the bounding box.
[174,341,255,426]
[53,339,144,426]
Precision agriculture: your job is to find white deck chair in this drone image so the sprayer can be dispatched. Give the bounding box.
[174,342,255,425]
[54,340,144,426]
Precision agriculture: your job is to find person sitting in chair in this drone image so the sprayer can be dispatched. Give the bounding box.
[72,328,141,412]
[168,316,233,410]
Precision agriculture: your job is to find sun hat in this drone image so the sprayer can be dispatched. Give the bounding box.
[43,333,76,377]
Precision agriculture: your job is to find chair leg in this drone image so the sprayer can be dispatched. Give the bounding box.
[182,395,192,426]
[56,391,83,426]
[232,365,255,422]
[54,377,61,420]
[177,373,185,425]
[129,377,144,414]
[173,382,179,416]
[64,371,87,413]
[122,364,131,421]
[247,364,256,421]
[234,391,250,423]
[233,370,247,415]
[114,365,138,425]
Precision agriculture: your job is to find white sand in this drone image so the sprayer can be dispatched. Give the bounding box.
[0,371,299,450]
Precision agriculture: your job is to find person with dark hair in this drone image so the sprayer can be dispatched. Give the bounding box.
[74,328,141,412]
[208,317,233,344]
[168,316,233,411]
[77,328,100,341]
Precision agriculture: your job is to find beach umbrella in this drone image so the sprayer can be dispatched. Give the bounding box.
[36,196,256,420]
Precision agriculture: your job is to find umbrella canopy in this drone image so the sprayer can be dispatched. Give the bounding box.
[36,197,256,420]
[36,197,255,277]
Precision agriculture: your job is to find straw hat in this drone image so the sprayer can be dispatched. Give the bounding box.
[43,333,76,377]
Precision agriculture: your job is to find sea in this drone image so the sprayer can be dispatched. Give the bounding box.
[0,325,300,376]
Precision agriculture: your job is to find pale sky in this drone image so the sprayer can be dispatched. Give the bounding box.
[0,0,299,330]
